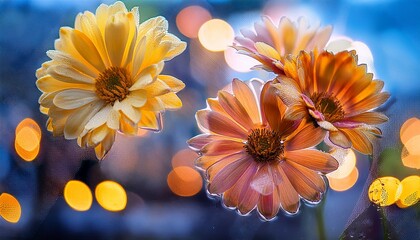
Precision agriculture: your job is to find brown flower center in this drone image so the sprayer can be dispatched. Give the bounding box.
[95,67,133,105]
[244,128,284,163]
[310,92,345,122]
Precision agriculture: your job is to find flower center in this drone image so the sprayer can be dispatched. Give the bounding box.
[95,67,133,105]
[244,128,284,163]
[310,92,345,122]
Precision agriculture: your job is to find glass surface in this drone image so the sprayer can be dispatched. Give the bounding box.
[0,0,419,239]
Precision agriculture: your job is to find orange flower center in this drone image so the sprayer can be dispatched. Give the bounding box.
[310,92,345,122]
[95,67,133,105]
[245,128,284,163]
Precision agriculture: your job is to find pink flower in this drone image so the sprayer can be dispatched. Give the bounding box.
[188,79,338,220]
[234,16,332,74]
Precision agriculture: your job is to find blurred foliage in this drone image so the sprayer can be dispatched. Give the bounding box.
[378,147,419,179]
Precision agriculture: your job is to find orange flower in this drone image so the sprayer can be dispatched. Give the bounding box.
[273,50,390,155]
[188,79,338,220]
[234,16,332,74]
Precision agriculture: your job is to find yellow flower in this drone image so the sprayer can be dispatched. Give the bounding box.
[273,50,390,155]
[188,79,338,220]
[36,1,186,159]
[234,16,332,74]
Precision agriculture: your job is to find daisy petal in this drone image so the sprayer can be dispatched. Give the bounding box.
[218,91,254,130]
[257,187,281,221]
[64,101,104,139]
[222,160,258,210]
[343,112,388,125]
[341,128,373,155]
[187,134,228,151]
[251,164,274,195]
[285,149,338,173]
[201,140,245,156]
[209,158,252,194]
[328,130,352,149]
[54,89,97,110]
[232,78,261,124]
[196,110,248,139]
[281,161,325,203]
[286,122,325,150]
[273,165,300,214]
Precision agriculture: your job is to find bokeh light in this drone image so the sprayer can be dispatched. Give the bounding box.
[14,118,41,161]
[396,175,420,208]
[171,149,198,169]
[176,5,212,38]
[167,166,202,197]
[64,180,92,211]
[327,149,357,179]
[400,117,420,145]
[403,135,420,156]
[15,118,41,138]
[198,19,234,52]
[95,181,127,212]
[328,167,359,192]
[401,148,420,169]
[224,46,260,72]
[368,177,402,207]
[16,127,39,152]
[0,193,21,223]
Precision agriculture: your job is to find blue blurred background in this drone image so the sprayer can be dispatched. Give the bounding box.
[0,0,419,239]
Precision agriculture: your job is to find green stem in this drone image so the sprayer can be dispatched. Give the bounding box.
[379,207,389,239]
[316,198,327,240]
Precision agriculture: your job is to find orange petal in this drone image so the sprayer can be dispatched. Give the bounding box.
[273,165,300,214]
[222,160,259,212]
[285,122,325,150]
[251,164,274,195]
[344,112,388,125]
[260,82,283,130]
[207,98,226,115]
[328,130,352,149]
[257,187,281,221]
[285,149,338,174]
[206,152,248,181]
[341,128,373,155]
[208,157,252,194]
[218,91,254,130]
[345,92,390,116]
[201,140,245,156]
[232,79,261,124]
[187,134,229,150]
[314,51,337,93]
[196,154,229,170]
[196,110,247,139]
[281,161,325,203]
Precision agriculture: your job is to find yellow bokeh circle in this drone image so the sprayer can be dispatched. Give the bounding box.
[198,19,234,52]
[15,118,42,162]
[396,175,420,208]
[0,193,22,223]
[327,149,357,179]
[64,180,93,211]
[368,177,402,207]
[167,166,202,197]
[328,167,359,192]
[95,181,127,212]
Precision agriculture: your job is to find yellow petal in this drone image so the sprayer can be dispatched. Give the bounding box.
[158,92,183,109]
[158,75,185,92]
[105,12,130,67]
[255,42,280,60]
